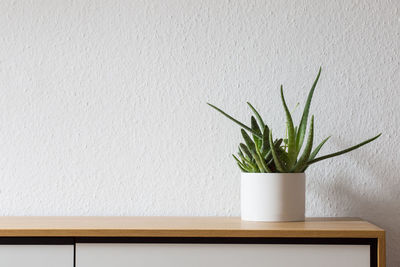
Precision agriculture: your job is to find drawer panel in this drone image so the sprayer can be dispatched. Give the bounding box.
[0,245,73,267]
[76,243,370,267]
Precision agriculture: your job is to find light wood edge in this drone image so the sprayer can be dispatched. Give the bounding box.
[0,229,385,238]
[378,231,385,267]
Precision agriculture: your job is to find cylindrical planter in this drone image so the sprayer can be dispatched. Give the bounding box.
[241,173,305,222]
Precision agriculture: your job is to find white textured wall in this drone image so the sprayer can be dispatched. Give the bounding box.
[0,0,399,264]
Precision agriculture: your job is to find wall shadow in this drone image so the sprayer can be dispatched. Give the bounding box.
[310,178,400,266]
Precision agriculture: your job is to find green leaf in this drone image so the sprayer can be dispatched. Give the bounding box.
[241,129,256,152]
[234,156,252,172]
[247,102,265,129]
[277,148,290,168]
[264,150,272,162]
[238,147,257,169]
[275,138,284,147]
[238,147,245,159]
[233,154,244,166]
[274,138,283,150]
[241,129,267,172]
[251,116,262,148]
[280,86,296,167]
[266,157,274,167]
[237,163,248,172]
[300,136,331,172]
[264,139,283,162]
[256,145,271,173]
[207,103,262,138]
[292,115,314,172]
[233,155,252,172]
[251,151,266,172]
[241,144,265,172]
[260,125,270,156]
[283,138,288,145]
[295,68,321,153]
[269,131,286,172]
[307,133,381,165]
[309,136,331,160]
[240,143,253,161]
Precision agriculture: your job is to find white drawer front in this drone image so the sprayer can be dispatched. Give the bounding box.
[0,245,73,267]
[76,243,370,267]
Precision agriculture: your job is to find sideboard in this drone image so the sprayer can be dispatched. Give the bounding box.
[0,217,385,267]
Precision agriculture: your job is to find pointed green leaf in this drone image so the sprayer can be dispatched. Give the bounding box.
[269,131,286,172]
[260,125,270,156]
[251,152,266,172]
[233,155,252,172]
[280,86,296,167]
[232,154,244,166]
[275,138,284,148]
[207,103,262,138]
[237,163,248,172]
[256,145,271,173]
[264,138,283,161]
[266,139,284,171]
[264,150,272,162]
[293,115,314,172]
[300,136,331,172]
[240,143,253,161]
[295,68,321,153]
[283,138,288,145]
[266,157,274,166]
[241,146,265,173]
[241,129,256,152]
[309,136,331,160]
[251,116,262,148]
[238,147,245,159]
[251,116,261,134]
[242,129,267,172]
[238,147,257,169]
[307,133,381,165]
[247,102,265,129]
[277,148,290,168]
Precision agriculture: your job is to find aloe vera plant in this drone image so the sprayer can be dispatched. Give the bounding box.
[208,68,381,173]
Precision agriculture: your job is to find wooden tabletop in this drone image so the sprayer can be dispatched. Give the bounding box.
[0,216,384,238]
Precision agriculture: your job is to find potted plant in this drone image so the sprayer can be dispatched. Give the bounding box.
[208,68,380,222]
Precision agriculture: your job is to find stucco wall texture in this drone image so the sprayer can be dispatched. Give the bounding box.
[0,0,399,264]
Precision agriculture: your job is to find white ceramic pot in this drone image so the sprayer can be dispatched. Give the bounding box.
[241,173,305,222]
